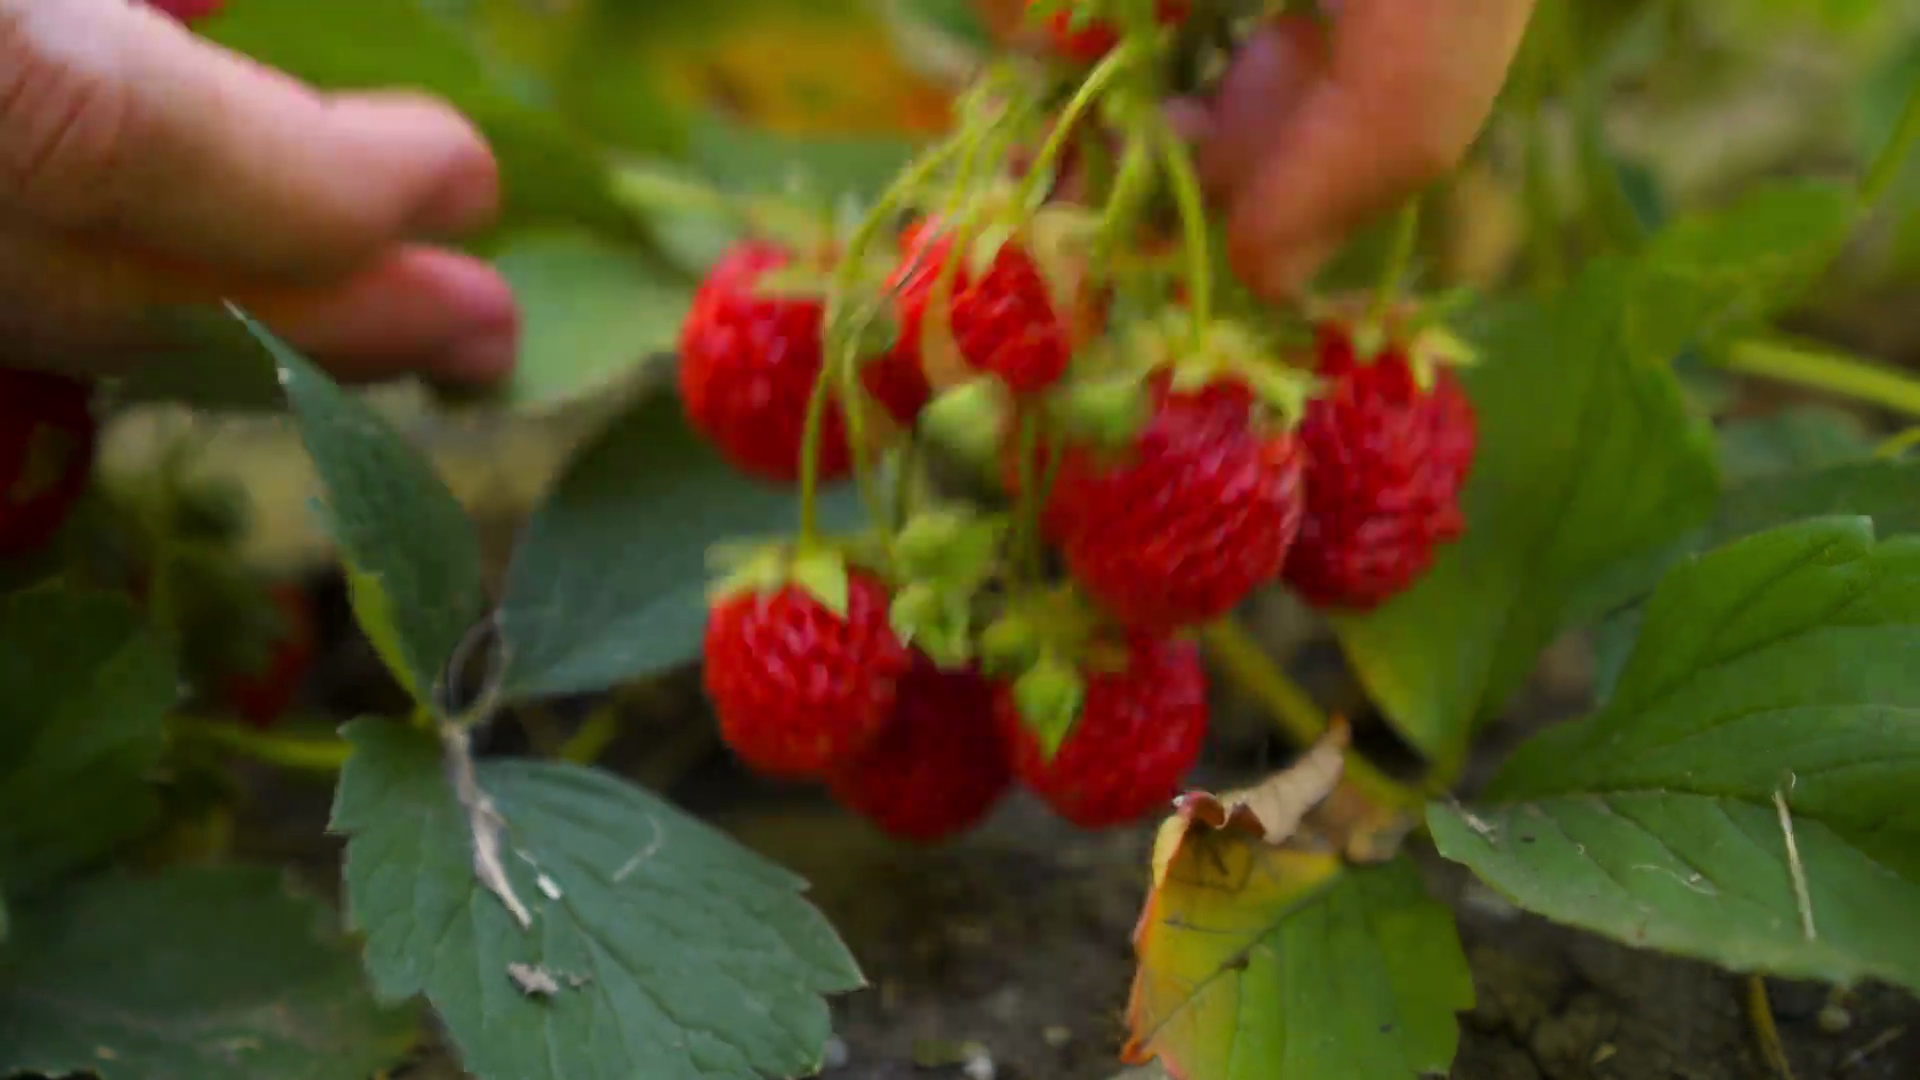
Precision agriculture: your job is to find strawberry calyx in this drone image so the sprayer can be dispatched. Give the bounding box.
[1307,293,1480,392]
[887,504,1011,668]
[980,584,1135,761]
[1120,311,1320,430]
[707,537,883,621]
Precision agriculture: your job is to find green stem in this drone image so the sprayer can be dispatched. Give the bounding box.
[1521,106,1565,290]
[1154,110,1213,344]
[1863,75,1920,208]
[1199,620,1422,811]
[558,705,622,766]
[802,144,960,541]
[168,716,351,773]
[1718,337,1920,420]
[1017,41,1144,211]
[1368,199,1422,328]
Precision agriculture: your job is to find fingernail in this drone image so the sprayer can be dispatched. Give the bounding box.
[440,327,518,383]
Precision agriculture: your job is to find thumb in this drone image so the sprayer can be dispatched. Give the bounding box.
[0,0,499,283]
[1203,1,1534,300]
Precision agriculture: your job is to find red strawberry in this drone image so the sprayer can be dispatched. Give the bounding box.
[704,569,914,778]
[0,368,96,557]
[1284,324,1478,610]
[891,222,1074,396]
[147,0,225,23]
[1038,0,1190,63]
[221,583,317,729]
[1040,373,1305,632]
[996,634,1207,828]
[679,241,931,485]
[829,659,1013,843]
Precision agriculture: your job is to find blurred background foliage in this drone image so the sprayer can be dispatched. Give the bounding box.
[107,0,1920,571]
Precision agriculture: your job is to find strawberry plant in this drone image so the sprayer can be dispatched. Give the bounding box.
[6,1,1920,1079]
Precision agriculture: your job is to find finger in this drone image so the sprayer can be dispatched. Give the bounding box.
[0,0,499,282]
[0,227,517,384]
[1215,1,1535,299]
[235,247,519,384]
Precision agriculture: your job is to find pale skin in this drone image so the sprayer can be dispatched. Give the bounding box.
[0,0,1533,384]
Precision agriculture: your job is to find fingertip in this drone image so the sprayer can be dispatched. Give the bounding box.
[316,91,503,248]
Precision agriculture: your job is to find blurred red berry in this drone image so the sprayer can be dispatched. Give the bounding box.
[220,584,317,729]
[703,570,914,778]
[1283,325,1478,610]
[997,634,1207,829]
[148,0,226,23]
[0,368,96,557]
[679,241,931,485]
[891,223,1074,396]
[1037,0,1190,63]
[829,659,1013,843]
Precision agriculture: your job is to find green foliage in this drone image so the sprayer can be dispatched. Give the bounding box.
[248,316,486,706]
[1717,405,1879,483]
[1330,258,1719,763]
[0,586,174,895]
[0,866,417,1080]
[496,391,860,701]
[1332,177,1870,767]
[490,230,695,409]
[331,720,862,1080]
[1434,518,1920,994]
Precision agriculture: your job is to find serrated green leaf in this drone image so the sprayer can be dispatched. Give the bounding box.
[1593,457,1920,703]
[203,0,636,239]
[331,720,862,1080]
[245,314,485,709]
[0,587,174,895]
[1330,260,1720,762]
[491,230,695,411]
[1435,518,1920,994]
[0,865,417,1080]
[495,391,859,701]
[1127,855,1471,1080]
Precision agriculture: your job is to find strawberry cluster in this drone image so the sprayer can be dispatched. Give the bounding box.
[677,0,1479,843]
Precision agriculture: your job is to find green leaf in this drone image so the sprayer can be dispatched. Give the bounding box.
[0,586,174,894]
[332,720,862,1080]
[1593,458,1920,703]
[690,114,921,203]
[495,391,859,701]
[1630,181,1860,348]
[1330,260,1720,762]
[1717,405,1878,484]
[1128,855,1471,1079]
[490,230,694,410]
[0,865,417,1079]
[203,0,635,239]
[247,314,485,706]
[1434,518,1920,994]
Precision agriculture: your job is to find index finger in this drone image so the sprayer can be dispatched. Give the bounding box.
[0,0,499,282]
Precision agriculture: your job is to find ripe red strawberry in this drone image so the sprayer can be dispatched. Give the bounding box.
[996,634,1207,828]
[1284,324,1478,610]
[1038,373,1305,632]
[147,0,225,23]
[891,221,1073,396]
[828,659,1013,843]
[679,241,931,485]
[1037,0,1191,63]
[704,569,914,778]
[0,368,96,557]
[221,583,317,729]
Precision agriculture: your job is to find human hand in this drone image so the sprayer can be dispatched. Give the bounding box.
[979,0,1537,300]
[0,0,518,384]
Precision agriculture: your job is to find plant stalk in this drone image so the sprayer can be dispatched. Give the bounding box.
[168,716,351,773]
[1863,75,1920,208]
[1718,337,1920,420]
